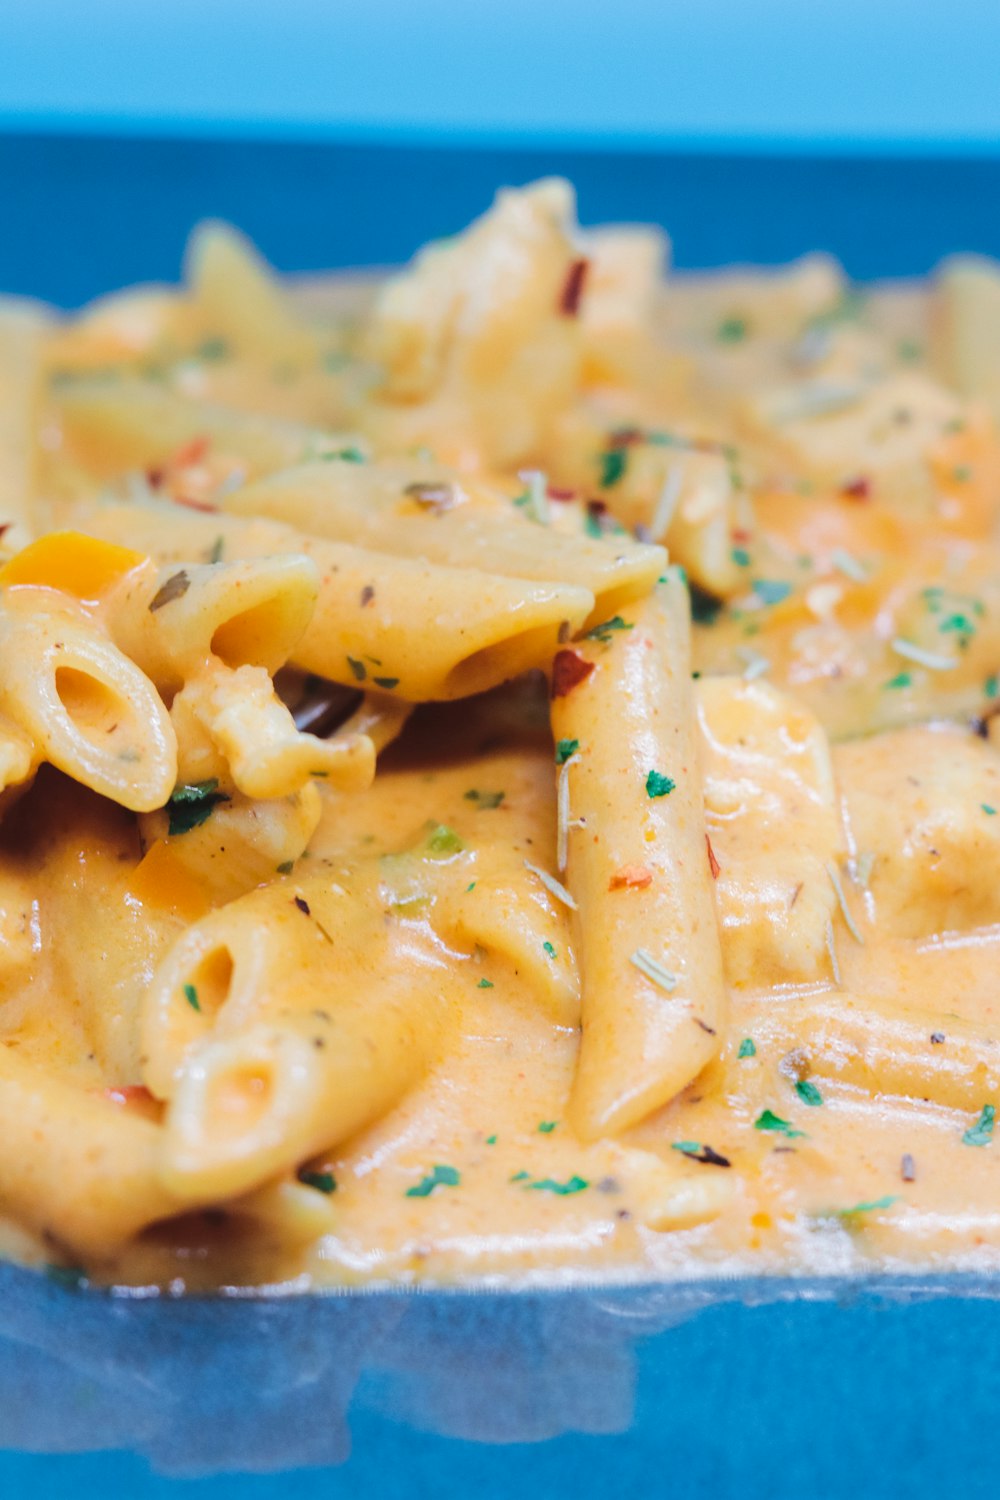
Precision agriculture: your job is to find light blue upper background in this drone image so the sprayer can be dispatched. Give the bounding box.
[5,0,1000,151]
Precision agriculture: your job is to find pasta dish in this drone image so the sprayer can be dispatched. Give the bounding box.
[2,180,1000,1292]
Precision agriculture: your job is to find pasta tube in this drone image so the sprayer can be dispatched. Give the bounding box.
[0,592,176,811]
[224,458,666,626]
[185,220,319,365]
[141,871,448,1197]
[551,570,728,1138]
[80,500,596,700]
[0,1045,182,1256]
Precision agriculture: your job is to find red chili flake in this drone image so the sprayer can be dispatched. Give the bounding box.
[840,475,871,501]
[559,256,590,317]
[551,649,595,698]
[146,466,165,489]
[172,494,219,514]
[609,864,654,891]
[103,1085,156,1108]
[731,527,753,544]
[706,834,721,880]
[608,427,644,449]
[546,485,576,502]
[169,435,211,469]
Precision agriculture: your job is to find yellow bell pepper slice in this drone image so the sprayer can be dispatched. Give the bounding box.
[0,531,148,604]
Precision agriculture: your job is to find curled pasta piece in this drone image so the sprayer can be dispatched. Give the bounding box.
[80,500,596,700]
[171,660,375,801]
[224,458,666,628]
[0,593,177,811]
[551,569,728,1139]
[104,552,320,695]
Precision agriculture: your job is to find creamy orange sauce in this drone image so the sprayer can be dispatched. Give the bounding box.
[3,183,1000,1291]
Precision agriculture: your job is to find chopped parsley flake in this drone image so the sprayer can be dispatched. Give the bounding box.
[645,769,676,799]
[737,1037,756,1059]
[526,1175,589,1195]
[509,1170,531,1183]
[464,789,505,809]
[346,656,366,681]
[952,465,973,483]
[406,1164,461,1197]
[485,1134,497,1145]
[373,676,400,690]
[599,447,629,488]
[208,536,225,564]
[167,780,230,836]
[276,860,294,874]
[754,1109,806,1139]
[963,1104,995,1147]
[716,315,749,343]
[884,672,913,690]
[183,983,201,1013]
[837,1194,900,1220]
[197,336,229,361]
[731,547,751,567]
[543,941,557,959]
[149,569,191,612]
[477,978,494,989]
[795,1079,823,1107]
[983,804,997,817]
[584,616,633,644]
[556,738,580,764]
[537,1121,557,1133]
[671,1141,732,1167]
[690,586,723,626]
[987,674,1000,699]
[298,1169,336,1194]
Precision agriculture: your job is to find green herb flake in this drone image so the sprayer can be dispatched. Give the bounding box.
[754,1109,806,1139]
[737,1037,756,1059]
[485,1134,497,1145]
[884,671,913,690]
[645,769,676,799]
[346,656,367,682]
[477,978,494,989]
[298,1169,336,1194]
[167,779,230,836]
[837,1194,900,1220]
[276,860,294,874]
[527,1175,589,1195]
[509,1170,531,1183]
[556,738,580,765]
[583,508,604,539]
[731,546,751,567]
[464,789,505,810]
[983,804,997,817]
[197,336,230,361]
[952,465,973,483]
[208,536,225,564]
[584,615,634,644]
[599,447,629,488]
[690,587,723,626]
[406,1163,461,1197]
[465,881,477,892]
[373,676,400,690]
[543,941,557,959]
[183,983,201,1013]
[753,579,792,606]
[963,1104,996,1147]
[537,1121,557,1133]
[795,1079,824,1107]
[716,314,749,344]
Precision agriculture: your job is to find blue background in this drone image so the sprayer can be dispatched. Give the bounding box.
[4,6,1000,1494]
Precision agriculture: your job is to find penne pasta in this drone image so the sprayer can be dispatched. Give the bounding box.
[550,570,728,1138]
[0,297,53,552]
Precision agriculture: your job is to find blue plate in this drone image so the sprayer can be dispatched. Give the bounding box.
[2,131,1000,1497]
